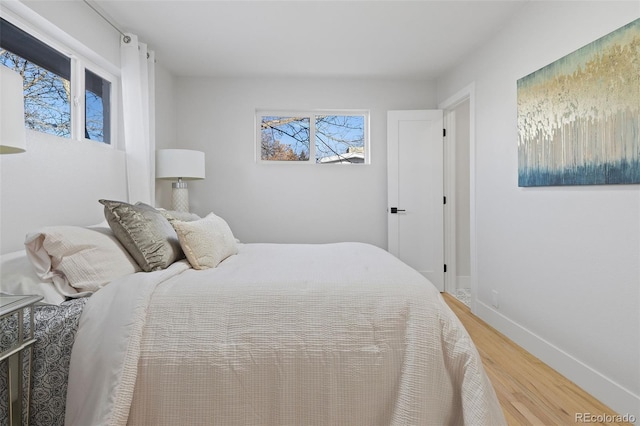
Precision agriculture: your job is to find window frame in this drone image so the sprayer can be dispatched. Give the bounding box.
[256,110,370,165]
[0,12,119,147]
[79,64,115,144]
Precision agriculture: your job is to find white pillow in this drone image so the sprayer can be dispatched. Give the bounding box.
[172,213,238,270]
[24,225,141,295]
[0,250,66,305]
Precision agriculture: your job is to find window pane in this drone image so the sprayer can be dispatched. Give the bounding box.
[316,115,365,164]
[0,56,71,138]
[1,18,72,139]
[85,69,111,143]
[260,116,310,161]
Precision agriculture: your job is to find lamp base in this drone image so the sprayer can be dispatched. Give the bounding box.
[171,181,189,212]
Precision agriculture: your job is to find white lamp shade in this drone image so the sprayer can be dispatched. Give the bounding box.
[156,149,205,180]
[0,66,26,154]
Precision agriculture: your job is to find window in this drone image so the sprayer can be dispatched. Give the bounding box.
[0,17,114,144]
[85,69,111,142]
[258,111,369,164]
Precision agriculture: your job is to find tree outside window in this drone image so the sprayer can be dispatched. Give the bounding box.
[1,52,71,138]
[259,112,368,164]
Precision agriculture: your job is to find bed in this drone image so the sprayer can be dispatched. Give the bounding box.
[1,200,506,426]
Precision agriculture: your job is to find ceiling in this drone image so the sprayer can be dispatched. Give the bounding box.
[92,0,528,80]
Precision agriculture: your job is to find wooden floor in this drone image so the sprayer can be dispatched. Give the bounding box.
[442,293,632,426]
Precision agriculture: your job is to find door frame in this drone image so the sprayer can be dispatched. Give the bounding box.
[438,83,477,312]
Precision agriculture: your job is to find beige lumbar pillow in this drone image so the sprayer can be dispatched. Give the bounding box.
[172,213,238,269]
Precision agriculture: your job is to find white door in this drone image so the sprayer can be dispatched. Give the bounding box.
[387,110,444,291]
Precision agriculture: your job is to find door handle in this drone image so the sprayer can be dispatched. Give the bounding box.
[390,207,406,214]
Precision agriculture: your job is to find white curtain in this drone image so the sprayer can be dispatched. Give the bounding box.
[120,33,156,205]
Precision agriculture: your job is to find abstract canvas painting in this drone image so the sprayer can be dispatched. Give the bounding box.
[517,18,639,187]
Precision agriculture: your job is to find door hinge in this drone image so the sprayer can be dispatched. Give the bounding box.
[443,196,447,205]
[443,128,446,137]
[444,264,447,273]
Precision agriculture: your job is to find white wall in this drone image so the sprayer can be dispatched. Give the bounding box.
[437,1,640,417]
[0,132,127,253]
[154,64,178,208]
[173,76,435,248]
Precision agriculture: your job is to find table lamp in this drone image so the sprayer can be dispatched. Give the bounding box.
[156,149,205,212]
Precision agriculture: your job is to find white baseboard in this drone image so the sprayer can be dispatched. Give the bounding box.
[474,300,640,422]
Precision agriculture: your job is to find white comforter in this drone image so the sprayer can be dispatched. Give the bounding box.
[66,243,505,426]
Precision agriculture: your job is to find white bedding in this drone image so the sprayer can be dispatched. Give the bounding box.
[66,242,505,426]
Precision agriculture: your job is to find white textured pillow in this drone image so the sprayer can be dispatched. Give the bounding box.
[172,213,238,269]
[24,225,141,294]
[0,250,66,305]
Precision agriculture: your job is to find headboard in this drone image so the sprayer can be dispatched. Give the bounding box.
[0,130,128,254]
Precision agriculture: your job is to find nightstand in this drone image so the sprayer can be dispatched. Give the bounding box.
[0,294,43,426]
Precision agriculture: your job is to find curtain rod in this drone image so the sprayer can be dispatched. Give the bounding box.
[82,0,131,43]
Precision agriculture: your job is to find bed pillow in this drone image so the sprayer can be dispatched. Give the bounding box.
[135,203,201,224]
[158,208,201,223]
[100,200,183,272]
[24,225,141,295]
[172,212,238,270]
[0,250,66,305]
